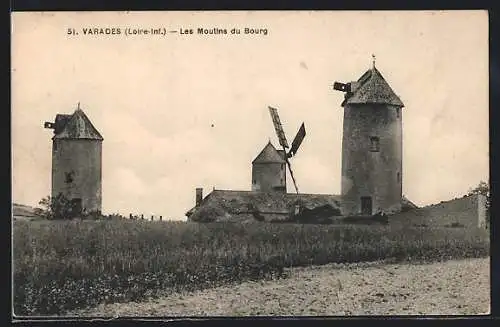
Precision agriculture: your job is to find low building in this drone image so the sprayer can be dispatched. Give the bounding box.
[185,188,419,223]
[185,189,342,223]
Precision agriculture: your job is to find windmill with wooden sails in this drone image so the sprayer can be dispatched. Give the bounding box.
[267,106,306,194]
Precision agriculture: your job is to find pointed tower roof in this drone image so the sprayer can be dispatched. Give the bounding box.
[53,108,103,140]
[342,66,404,107]
[252,141,285,164]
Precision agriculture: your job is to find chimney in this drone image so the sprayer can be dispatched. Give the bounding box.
[196,188,203,207]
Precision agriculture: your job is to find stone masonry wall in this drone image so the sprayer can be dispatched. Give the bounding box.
[251,162,286,192]
[389,194,487,228]
[341,103,402,215]
[52,139,102,213]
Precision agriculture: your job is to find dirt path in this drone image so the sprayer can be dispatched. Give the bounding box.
[70,257,490,317]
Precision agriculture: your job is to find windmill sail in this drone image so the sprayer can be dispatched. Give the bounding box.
[285,158,299,194]
[267,105,301,194]
[268,106,289,148]
[288,123,306,158]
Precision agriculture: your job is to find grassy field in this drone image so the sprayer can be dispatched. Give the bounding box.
[12,219,490,316]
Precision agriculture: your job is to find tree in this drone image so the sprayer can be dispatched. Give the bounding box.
[467,181,490,227]
[468,181,489,197]
[34,193,75,220]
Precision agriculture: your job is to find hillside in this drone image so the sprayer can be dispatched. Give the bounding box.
[12,203,41,220]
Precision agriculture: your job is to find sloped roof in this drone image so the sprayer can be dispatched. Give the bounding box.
[54,114,72,134]
[186,189,342,222]
[53,109,103,140]
[252,142,285,164]
[186,190,419,221]
[342,67,404,107]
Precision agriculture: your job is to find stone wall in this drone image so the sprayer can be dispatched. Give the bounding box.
[52,139,102,213]
[251,162,286,192]
[389,194,487,228]
[341,103,402,215]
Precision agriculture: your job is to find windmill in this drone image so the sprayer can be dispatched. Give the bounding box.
[268,106,306,194]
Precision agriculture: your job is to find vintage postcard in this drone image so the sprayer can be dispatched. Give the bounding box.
[11,10,489,318]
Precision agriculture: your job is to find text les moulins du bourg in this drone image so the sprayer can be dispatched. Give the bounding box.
[67,27,269,37]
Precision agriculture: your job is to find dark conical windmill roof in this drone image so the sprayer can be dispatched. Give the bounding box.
[343,67,404,107]
[53,108,103,140]
[252,141,285,164]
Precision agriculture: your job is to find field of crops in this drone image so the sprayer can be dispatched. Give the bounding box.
[12,219,490,316]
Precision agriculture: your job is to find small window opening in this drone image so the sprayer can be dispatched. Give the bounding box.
[253,180,256,185]
[396,108,400,119]
[397,172,401,183]
[369,136,380,152]
[64,171,74,184]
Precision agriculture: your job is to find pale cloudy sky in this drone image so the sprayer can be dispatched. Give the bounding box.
[11,11,489,219]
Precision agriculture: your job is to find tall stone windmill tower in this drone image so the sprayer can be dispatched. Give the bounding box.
[44,104,103,215]
[333,58,404,216]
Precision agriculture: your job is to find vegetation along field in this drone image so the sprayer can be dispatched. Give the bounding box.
[13,219,490,316]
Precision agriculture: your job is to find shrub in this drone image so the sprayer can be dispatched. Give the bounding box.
[34,194,103,220]
[34,194,78,220]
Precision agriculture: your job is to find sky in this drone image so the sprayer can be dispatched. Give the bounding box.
[11,11,489,220]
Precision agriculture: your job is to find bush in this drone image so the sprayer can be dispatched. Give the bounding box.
[13,220,490,316]
[34,194,79,220]
[34,194,102,220]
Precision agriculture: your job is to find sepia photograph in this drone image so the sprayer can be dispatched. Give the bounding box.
[11,10,489,318]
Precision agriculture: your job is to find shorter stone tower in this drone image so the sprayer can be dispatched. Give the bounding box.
[251,141,287,193]
[44,105,103,215]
